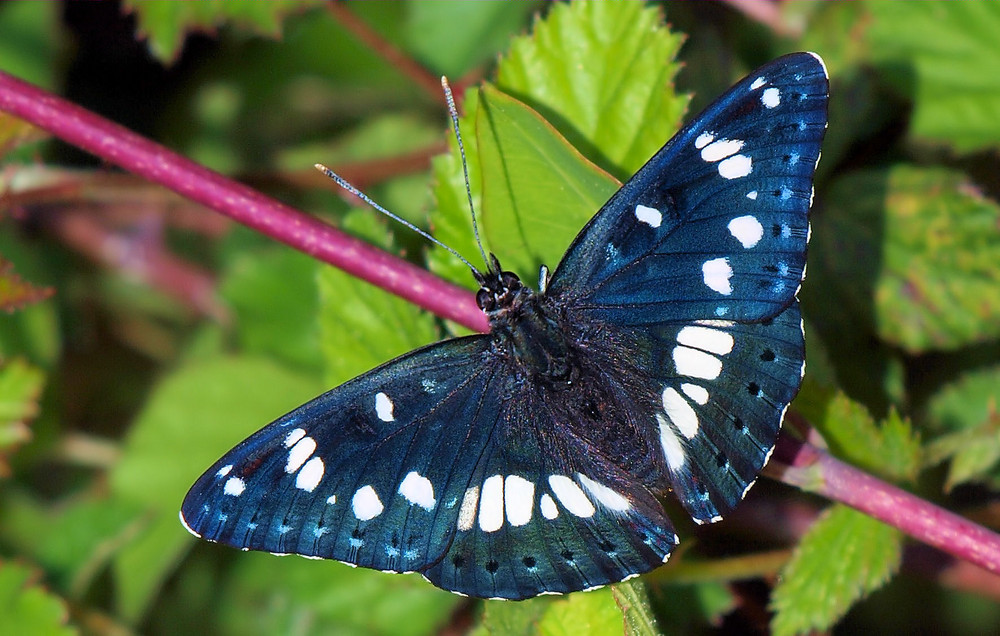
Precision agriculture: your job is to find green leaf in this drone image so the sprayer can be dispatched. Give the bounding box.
[481,594,550,636]
[771,505,902,636]
[497,0,687,178]
[124,0,322,63]
[867,1,1000,152]
[810,166,1000,354]
[0,491,144,598]
[218,551,458,636]
[924,365,1000,489]
[404,1,539,77]
[429,0,687,289]
[476,84,618,278]
[812,392,920,484]
[109,355,323,621]
[535,587,624,636]
[481,584,645,636]
[612,580,661,636]
[0,1,60,90]
[0,358,44,474]
[0,561,76,636]
[318,210,439,385]
[219,246,323,373]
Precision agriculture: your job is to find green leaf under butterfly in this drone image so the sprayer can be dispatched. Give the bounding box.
[476,83,618,279]
[771,505,902,636]
[497,0,688,179]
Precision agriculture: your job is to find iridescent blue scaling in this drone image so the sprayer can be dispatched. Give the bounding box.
[181,53,829,600]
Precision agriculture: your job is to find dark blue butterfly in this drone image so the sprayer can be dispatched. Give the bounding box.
[181,53,829,600]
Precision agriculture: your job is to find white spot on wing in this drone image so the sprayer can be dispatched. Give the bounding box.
[352,485,384,521]
[283,428,306,448]
[681,383,710,405]
[326,494,337,505]
[634,204,662,228]
[677,325,735,355]
[750,76,767,90]
[217,464,233,477]
[479,474,504,532]
[375,392,395,422]
[700,138,744,162]
[548,475,596,518]
[398,471,436,510]
[673,346,723,380]
[728,215,764,248]
[694,131,715,149]
[656,414,686,470]
[702,257,733,295]
[457,486,479,531]
[295,457,325,492]
[718,154,752,179]
[577,474,631,512]
[504,475,535,527]
[662,387,699,438]
[747,190,758,200]
[540,493,559,519]
[223,476,245,496]
[285,436,316,474]
[761,87,781,108]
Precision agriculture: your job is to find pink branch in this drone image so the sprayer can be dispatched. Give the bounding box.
[771,435,1000,576]
[0,70,488,333]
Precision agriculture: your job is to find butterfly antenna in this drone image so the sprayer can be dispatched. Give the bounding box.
[441,77,491,273]
[314,164,479,275]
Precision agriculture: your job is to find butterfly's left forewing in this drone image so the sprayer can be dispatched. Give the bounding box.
[181,337,499,574]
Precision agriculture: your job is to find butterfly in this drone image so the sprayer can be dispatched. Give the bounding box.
[181,52,829,600]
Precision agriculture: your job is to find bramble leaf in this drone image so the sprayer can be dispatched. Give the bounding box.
[771,505,902,636]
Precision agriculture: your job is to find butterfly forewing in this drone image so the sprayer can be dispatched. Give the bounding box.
[549,53,827,325]
[182,52,828,599]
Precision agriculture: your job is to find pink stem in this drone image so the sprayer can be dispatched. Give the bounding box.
[0,70,488,333]
[772,435,1000,576]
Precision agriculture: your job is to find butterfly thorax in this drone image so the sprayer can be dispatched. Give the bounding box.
[476,260,575,384]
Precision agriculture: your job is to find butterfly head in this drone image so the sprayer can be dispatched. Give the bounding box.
[474,253,529,317]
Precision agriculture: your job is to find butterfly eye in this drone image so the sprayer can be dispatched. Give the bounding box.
[476,288,495,311]
[500,271,521,291]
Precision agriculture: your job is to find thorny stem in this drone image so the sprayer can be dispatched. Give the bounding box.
[2,70,1000,588]
[0,70,488,333]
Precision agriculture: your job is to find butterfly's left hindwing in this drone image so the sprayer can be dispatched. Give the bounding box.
[182,334,677,599]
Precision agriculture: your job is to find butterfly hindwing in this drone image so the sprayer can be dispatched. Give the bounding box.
[425,368,677,598]
[182,333,677,599]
